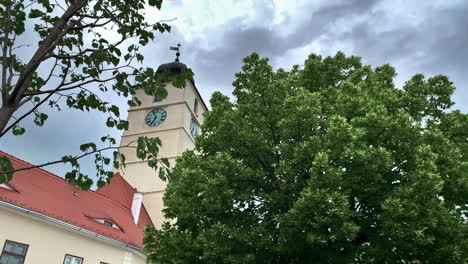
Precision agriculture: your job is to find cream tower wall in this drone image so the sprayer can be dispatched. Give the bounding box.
[117,80,206,227]
[0,206,146,264]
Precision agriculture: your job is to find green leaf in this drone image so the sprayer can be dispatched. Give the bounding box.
[0,157,14,184]
[136,54,144,62]
[106,118,115,127]
[33,112,48,126]
[148,0,163,9]
[158,169,166,181]
[109,105,120,117]
[12,125,26,136]
[79,143,97,153]
[161,158,170,168]
[97,179,106,188]
[29,9,43,18]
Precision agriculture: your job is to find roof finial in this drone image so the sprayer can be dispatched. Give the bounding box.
[169,43,181,62]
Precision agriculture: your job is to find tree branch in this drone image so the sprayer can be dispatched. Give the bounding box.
[43,35,126,61]
[2,3,11,97]
[68,19,113,30]
[0,144,137,176]
[24,76,116,96]
[0,67,70,137]
[6,34,17,87]
[8,0,87,105]
[15,95,33,110]
[42,56,60,86]
[44,47,97,60]
[54,0,67,11]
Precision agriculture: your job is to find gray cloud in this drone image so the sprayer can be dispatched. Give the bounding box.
[179,0,468,109]
[175,0,380,98]
[333,1,468,110]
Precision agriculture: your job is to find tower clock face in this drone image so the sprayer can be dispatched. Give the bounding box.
[190,119,198,138]
[145,108,167,126]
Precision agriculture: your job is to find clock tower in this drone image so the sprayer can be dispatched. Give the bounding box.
[116,59,207,228]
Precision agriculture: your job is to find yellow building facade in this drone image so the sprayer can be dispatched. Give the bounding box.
[0,206,146,264]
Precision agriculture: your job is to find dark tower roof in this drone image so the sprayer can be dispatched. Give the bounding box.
[155,61,195,85]
[156,61,189,75]
[155,43,208,111]
[157,43,187,75]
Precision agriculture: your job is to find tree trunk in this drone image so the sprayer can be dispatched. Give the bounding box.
[0,104,15,135]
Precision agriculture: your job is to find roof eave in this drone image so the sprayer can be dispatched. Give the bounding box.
[0,201,147,257]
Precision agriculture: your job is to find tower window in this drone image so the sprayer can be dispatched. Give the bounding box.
[194,99,198,115]
[153,93,163,102]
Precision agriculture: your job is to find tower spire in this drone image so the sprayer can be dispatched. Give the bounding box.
[169,43,181,62]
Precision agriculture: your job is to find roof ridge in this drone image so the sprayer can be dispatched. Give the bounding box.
[96,172,135,209]
[115,173,133,208]
[89,189,135,212]
[139,203,154,226]
[94,172,131,209]
[109,173,128,208]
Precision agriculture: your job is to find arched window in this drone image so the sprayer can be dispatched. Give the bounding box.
[153,93,163,102]
[194,99,198,115]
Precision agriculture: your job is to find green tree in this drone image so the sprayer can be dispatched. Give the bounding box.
[0,0,190,189]
[144,52,468,263]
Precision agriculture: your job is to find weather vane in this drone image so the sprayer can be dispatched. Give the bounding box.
[169,43,181,62]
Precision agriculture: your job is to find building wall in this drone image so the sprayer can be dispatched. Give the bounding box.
[116,157,175,194]
[0,206,146,264]
[117,80,207,226]
[142,192,165,228]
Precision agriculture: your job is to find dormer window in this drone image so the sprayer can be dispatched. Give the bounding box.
[103,220,113,227]
[91,218,121,230]
[0,183,15,191]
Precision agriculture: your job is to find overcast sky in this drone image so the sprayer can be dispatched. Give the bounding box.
[1,0,467,183]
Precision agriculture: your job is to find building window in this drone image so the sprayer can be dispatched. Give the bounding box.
[103,220,113,227]
[63,254,83,264]
[153,93,163,102]
[193,99,198,115]
[91,217,121,230]
[0,240,29,264]
[0,183,15,191]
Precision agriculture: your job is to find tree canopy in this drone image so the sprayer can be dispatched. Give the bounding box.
[144,52,468,263]
[0,0,189,189]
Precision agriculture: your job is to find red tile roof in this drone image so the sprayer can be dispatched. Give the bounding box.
[96,171,135,209]
[0,151,153,249]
